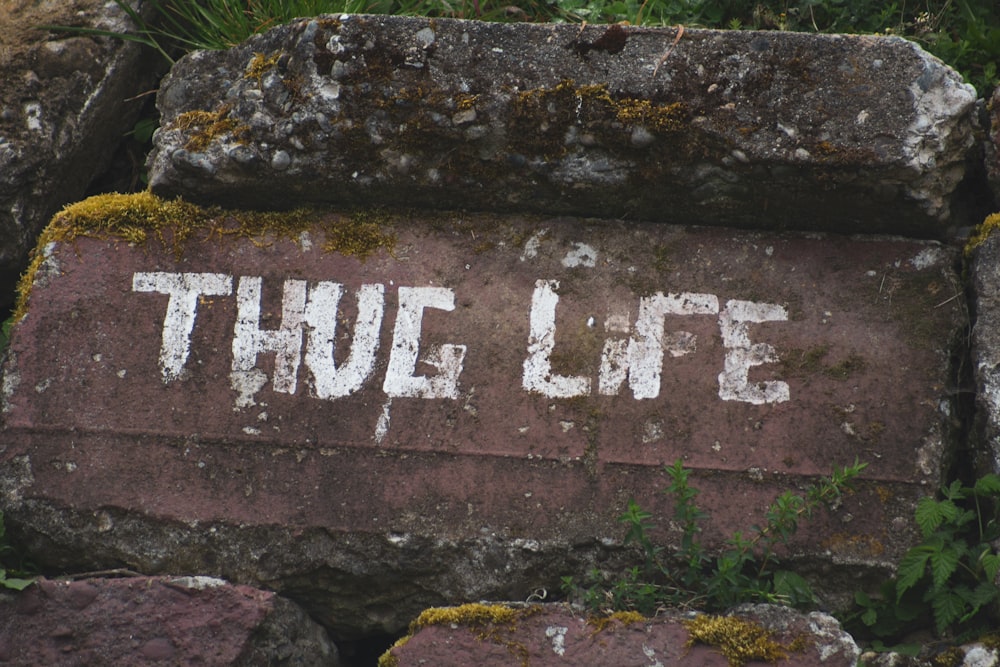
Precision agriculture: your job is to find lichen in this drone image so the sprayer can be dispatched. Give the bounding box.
[683,614,790,667]
[13,192,395,322]
[964,212,1000,256]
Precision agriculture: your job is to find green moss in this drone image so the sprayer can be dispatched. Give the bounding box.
[14,192,396,322]
[683,614,791,667]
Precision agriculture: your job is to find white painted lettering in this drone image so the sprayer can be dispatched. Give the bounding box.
[231,277,306,408]
[717,300,790,404]
[522,280,591,398]
[132,271,233,383]
[304,282,384,399]
[599,292,719,399]
[383,286,466,399]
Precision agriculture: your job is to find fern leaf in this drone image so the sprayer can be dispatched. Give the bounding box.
[930,544,961,590]
[914,498,951,537]
[982,552,1000,581]
[974,473,1000,497]
[931,590,966,635]
[896,547,931,599]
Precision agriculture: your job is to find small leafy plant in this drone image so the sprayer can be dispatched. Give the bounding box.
[0,512,34,592]
[562,458,866,614]
[844,474,1000,643]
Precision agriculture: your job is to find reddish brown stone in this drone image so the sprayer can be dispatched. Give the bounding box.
[0,205,964,636]
[0,576,339,665]
[382,603,859,666]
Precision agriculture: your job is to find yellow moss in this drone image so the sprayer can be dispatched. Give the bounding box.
[13,192,396,322]
[683,614,788,667]
[965,212,1000,256]
[410,603,523,630]
[378,604,539,667]
[244,51,280,84]
[588,610,647,635]
[170,105,250,153]
[455,93,479,111]
[516,79,686,134]
[933,647,966,667]
[614,98,685,132]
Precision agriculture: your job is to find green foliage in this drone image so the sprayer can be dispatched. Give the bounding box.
[0,512,34,592]
[0,315,13,357]
[842,473,1000,642]
[562,458,866,614]
[43,0,998,95]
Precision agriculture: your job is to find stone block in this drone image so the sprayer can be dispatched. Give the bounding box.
[970,224,1000,473]
[987,87,1000,209]
[0,195,965,637]
[147,15,979,239]
[0,575,339,665]
[380,603,859,667]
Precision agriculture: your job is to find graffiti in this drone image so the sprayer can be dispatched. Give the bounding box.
[134,271,789,411]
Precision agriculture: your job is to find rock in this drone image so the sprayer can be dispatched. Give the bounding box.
[0,193,966,638]
[147,15,979,239]
[970,218,1000,473]
[380,602,859,666]
[986,87,1000,209]
[0,0,163,310]
[0,575,339,665]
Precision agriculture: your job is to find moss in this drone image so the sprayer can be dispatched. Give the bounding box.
[379,603,540,667]
[964,212,1000,256]
[13,192,396,322]
[170,105,250,153]
[510,79,688,158]
[322,210,396,260]
[780,346,865,381]
[244,51,280,84]
[588,610,646,635]
[932,646,965,667]
[683,614,790,667]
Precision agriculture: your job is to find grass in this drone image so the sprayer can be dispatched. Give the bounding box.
[51,0,999,96]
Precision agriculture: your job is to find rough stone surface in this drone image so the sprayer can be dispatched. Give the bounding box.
[0,204,966,638]
[0,575,339,665]
[0,0,161,309]
[987,87,1000,209]
[971,230,1000,474]
[147,14,978,239]
[382,603,860,666]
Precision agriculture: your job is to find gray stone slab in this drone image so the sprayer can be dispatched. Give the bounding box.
[147,15,978,238]
[970,221,1000,473]
[0,197,965,637]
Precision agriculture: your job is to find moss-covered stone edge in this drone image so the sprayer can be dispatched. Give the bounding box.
[12,191,396,322]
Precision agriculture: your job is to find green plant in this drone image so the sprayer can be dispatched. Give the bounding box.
[0,512,34,592]
[843,474,1000,643]
[562,458,866,614]
[0,315,14,357]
